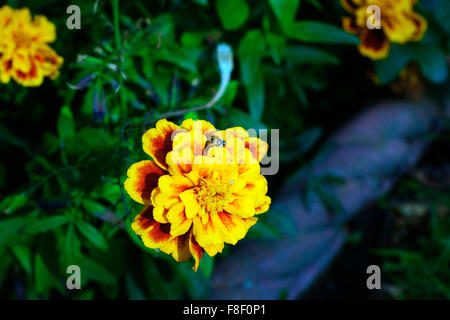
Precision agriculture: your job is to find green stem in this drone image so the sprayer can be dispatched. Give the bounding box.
[112,0,126,111]
[112,0,121,52]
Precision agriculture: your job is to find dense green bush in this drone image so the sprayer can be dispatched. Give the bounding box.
[0,0,449,299]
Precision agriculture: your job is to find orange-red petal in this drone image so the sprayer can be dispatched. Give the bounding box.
[358,29,390,60]
[189,232,204,271]
[142,119,179,170]
[124,160,165,205]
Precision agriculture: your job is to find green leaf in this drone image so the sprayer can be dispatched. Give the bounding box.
[314,184,346,215]
[288,21,360,44]
[0,250,13,284]
[0,193,28,214]
[126,273,147,300]
[283,45,339,65]
[268,0,300,33]
[219,80,239,107]
[82,199,107,215]
[35,254,60,295]
[216,0,249,30]
[0,125,29,152]
[238,30,266,119]
[198,254,214,279]
[156,46,201,73]
[304,0,323,10]
[76,255,117,287]
[181,31,208,47]
[246,71,265,119]
[374,45,412,84]
[223,108,267,131]
[91,184,121,205]
[249,206,298,239]
[415,46,448,84]
[266,33,286,65]
[76,220,108,250]
[193,0,208,5]
[57,106,75,140]
[239,30,266,85]
[24,215,71,235]
[0,217,27,247]
[247,220,281,239]
[42,132,59,155]
[11,245,32,275]
[60,223,81,268]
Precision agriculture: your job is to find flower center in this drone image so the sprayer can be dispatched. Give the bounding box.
[13,31,32,48]
[195,176,231,215]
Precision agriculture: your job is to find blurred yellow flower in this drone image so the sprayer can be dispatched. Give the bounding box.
[0,5,63,87]
[341,0,427,60]
[125,119,271,271]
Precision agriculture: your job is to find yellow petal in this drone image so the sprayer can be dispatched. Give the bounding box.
[158,174,193,196]
[211,211,257,245]
[179,188,200,219]
[223,195,256,218]
[167,202,192,237]
[255,196,271,214]
[192,215,224,254]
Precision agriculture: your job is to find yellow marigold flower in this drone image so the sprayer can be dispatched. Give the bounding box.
[124,119,271,271]
[341,0,427,60]
[0,5,63,87]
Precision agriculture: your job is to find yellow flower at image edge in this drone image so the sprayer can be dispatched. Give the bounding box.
[0,5,63,87]
[341,0,427,60]
[124,119,271,271]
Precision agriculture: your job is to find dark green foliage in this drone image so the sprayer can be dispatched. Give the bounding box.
[0,0,449,300]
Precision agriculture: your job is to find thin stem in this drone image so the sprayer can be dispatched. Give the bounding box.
[112,0,126,110]
[112,0,121,53]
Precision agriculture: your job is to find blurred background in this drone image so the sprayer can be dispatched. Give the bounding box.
[0,0,449,299]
